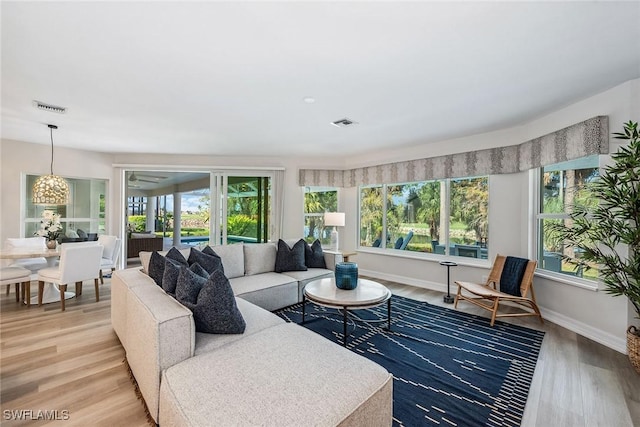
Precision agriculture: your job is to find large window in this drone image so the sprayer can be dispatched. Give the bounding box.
[359,176,488,259]
[25,175,107,238]
[536,156,599,280]
[303,187,338,246]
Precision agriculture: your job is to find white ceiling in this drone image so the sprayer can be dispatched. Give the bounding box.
[2,1,639,158]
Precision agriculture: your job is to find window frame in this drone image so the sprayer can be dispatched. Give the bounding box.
[531,156,601,291]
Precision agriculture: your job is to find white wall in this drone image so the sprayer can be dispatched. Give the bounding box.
[1,78,637,353]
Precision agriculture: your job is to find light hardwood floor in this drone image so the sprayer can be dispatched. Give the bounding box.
[1,276,639,426]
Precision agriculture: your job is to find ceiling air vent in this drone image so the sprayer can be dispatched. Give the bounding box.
[33,100,66,114]
[331,117,357,128]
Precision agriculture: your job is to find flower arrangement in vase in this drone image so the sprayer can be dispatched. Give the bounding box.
[34,210,63,248]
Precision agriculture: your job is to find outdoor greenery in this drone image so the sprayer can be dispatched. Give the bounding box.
[304,190,338,244]
[548,121,640,323]
[360,178,488,252]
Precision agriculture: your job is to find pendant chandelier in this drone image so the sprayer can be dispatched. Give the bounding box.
[32,124,70,205]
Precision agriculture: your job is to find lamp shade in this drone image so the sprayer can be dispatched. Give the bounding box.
[33,124,70,205]
[32,174,70,205]
[324,212,345,227]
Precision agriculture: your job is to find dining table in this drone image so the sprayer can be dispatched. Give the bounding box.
[0,247,75,304]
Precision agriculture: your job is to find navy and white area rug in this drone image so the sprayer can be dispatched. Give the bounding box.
[274,295,545,427]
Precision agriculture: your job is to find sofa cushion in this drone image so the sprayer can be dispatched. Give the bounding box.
[188,247,224,275]
[275,239,307,273]
[159,323,393,427]
[148,251,166,287]
[194,298,285,355]
[182,270,246,334]
[281,268,333,282]
[229,273,299,311]
[229,272,297,297]
[205,244,244,279]
[243,243,277,276]
[305,239,326,268]
[175,265,208,305]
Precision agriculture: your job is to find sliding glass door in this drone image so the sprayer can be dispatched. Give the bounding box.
[210,173,271,245]
[125,170,273,252]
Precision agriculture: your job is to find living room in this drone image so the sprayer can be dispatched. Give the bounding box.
[1,2,639,426]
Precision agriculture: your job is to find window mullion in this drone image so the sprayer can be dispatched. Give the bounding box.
[442,180,450,255]
[382,184,388,249]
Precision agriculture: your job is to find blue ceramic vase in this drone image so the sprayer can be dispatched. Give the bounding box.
[335,262,358,290]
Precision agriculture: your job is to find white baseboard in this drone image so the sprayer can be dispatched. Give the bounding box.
[539,307,627,354]
[361,268,627,354]
[359,268,448,294]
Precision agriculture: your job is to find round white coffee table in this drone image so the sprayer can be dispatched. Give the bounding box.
[302,277,392,346]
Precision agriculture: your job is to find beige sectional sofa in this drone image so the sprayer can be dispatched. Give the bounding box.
[112,242,393,426]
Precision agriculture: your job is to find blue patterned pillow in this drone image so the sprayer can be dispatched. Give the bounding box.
[275,239,307,273]
[188,248,224,274]
[305,239,326,268]
[181,270,246,334]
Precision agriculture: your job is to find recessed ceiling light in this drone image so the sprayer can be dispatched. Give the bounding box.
[303,97,316,104]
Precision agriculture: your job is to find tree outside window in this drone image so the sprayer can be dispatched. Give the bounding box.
[304,187,337,245]
[538,156,599,279]
[359,177,487,258]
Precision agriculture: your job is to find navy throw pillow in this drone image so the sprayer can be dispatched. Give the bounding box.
[188,247,224,275]
[275,239,307,273]
[166,247,188,266]
[162,258,185,296]
[181,270,246,334]
[175,265,208,305]
[305,239,326,268]
[148,251,166,287]
[202,246,225,274]
[500,256,529,296]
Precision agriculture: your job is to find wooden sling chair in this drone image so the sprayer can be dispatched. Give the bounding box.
[454,254,543,326]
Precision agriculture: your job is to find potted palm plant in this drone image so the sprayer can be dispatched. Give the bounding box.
[549,121,640,373]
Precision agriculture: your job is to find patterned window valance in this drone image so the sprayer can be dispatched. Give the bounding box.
[299,116,608,188]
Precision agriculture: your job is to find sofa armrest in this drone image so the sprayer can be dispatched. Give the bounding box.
[126,284,195,422]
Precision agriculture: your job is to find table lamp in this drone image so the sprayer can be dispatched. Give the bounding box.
[324,212,345,250]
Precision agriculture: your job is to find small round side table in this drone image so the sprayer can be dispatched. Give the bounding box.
[439,261,458,304]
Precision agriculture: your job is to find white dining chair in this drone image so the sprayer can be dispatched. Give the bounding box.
[97,235,121,284]
[0,266,32,306]
[37,243,103,311]
[4,237,48,273]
